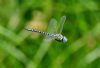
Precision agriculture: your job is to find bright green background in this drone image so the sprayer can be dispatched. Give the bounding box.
[0,0,100,68]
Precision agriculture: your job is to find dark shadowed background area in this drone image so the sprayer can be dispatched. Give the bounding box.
[0,0,100,68]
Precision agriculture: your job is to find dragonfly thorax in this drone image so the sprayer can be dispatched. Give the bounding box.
[54,34,68,43]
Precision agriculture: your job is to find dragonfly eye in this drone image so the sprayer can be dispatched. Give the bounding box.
[62,36,68,43]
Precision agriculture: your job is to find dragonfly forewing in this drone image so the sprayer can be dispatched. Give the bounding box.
[57,15,66,34]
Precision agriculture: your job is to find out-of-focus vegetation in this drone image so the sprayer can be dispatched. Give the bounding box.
[0,0,100,68]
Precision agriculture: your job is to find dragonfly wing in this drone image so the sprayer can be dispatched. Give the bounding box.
[57,15,66,34]
[44,18,58,41]
[43,36,55,42]
[46,18,58,33]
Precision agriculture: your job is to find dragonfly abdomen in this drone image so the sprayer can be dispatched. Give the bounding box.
[25,28,51,36]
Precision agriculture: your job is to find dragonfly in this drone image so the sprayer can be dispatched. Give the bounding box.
[25,16,68,43]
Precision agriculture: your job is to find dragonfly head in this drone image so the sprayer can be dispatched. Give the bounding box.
[62,36,68,43]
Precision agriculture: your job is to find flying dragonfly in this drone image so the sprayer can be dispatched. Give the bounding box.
[25,16,68,43]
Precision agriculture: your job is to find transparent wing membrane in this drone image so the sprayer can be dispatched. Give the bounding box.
[44,18,58,41]
[57,16,66,34]
[46,18,58,34]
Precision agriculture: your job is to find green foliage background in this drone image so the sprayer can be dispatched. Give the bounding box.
[0,0,100,68]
